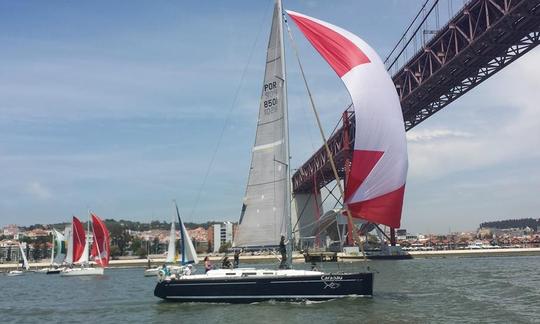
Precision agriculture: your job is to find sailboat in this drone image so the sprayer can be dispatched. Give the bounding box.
[145,202,199,277]
[37,228,67,274]
[154,0,407,303]
[61,213,110,276]
[144,208,180,277]
[7,242,30,276]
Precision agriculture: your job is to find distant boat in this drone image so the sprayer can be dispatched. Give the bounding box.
[7,242,30,276]
[145,202,198,277]
[61,213,110,277]
[154,0,407,302]
[36,228,67,274]
[144,211,178,277]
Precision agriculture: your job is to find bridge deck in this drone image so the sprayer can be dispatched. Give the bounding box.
[292,0,540,194]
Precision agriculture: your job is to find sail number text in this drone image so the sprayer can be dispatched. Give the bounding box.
[263,81,279,115]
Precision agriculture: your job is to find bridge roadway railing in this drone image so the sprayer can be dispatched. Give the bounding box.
[292,0,540,194]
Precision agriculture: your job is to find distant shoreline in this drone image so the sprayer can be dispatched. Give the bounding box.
[1,248,539,272]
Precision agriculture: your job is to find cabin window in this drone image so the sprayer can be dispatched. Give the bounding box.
[242,272,257,276]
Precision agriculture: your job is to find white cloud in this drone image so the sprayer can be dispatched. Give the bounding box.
[406,129,472,142]
[406,48,540,181]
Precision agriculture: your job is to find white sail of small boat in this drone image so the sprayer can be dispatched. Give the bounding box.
[52,228,66,265]
[144,203,198,277]
[8,242,30,276]
[19,242,30,271]
[165,214,177,263]
[38,228,67,274]
[64,225,73,265]
[175,202,198,265]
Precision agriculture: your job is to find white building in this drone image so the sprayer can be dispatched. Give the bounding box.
[213,222,233,253]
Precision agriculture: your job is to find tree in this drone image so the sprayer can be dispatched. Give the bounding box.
[110,246,121,259]
[219,241,232,253]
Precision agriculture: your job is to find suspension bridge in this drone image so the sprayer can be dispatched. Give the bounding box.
[291,0,540,245]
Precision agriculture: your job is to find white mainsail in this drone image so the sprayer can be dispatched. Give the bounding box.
[165,216,176,263]
[175,203,198,265]
[52,228,66,265]
[18,242,29,270]
[235,0,290,248]
[64,225,73,264]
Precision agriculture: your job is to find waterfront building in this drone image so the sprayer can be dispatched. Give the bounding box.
[212,222,233,253]
[2,224,19,237]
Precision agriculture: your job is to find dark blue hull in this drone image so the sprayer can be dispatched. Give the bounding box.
[154,272,373,303]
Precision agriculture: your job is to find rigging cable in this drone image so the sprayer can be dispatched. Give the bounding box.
[386,0,440,71]
[384,0,431,65]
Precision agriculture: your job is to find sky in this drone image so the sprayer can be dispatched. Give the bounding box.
[1,0,539,233]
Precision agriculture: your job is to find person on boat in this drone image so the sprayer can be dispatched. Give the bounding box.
[161,263,170,276]
[204,256,212,273]
[279,235,288,269]
[233,250,240,268]
[182,264,193,276]
[221,256,232,269]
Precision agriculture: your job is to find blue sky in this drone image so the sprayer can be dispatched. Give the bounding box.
[1,1,539,233]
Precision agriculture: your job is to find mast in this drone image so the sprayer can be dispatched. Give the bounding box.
[277,0,293,268]
[50,229,55,266]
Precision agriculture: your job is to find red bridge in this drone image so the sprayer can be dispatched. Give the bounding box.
[292,0,540,197]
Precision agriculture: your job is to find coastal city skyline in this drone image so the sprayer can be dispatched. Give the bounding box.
[1,0,539,233]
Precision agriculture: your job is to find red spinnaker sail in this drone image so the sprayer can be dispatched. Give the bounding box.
[90,213,110,267]
[72,216,86,263]
[287,11,408,228]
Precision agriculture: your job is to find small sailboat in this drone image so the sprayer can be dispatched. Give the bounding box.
[37,228,67,274]
[144,211,179,277]
[8,242,30,276]
[61,213,110,277]
[154,0,407,303]
[145,202,199,277]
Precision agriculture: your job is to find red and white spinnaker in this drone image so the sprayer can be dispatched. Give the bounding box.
[287,11,408,228]
[90,213,110,267]
[72,216,86,262]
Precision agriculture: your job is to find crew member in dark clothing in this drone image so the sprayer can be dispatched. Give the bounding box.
[222,256,232,269]
[233,250,240,268]
[279,235,288,269]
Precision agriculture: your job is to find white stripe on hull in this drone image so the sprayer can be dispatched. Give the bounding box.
[165,294,370,300]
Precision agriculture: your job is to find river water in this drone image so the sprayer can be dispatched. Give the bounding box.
[1,256,539,323]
